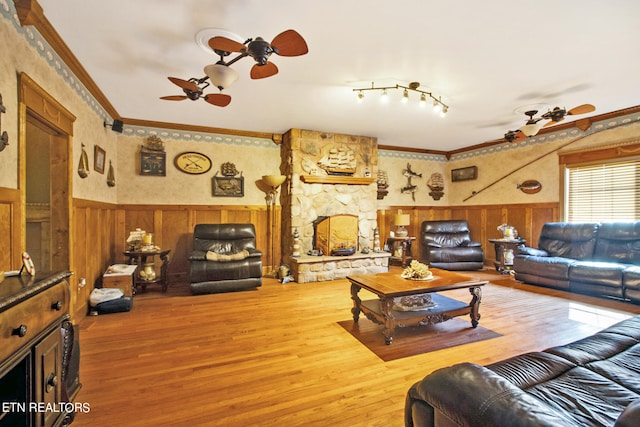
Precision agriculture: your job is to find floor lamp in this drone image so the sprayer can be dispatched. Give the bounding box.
[262,175,286,277]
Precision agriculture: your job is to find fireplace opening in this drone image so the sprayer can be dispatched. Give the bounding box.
[313,214,358,256]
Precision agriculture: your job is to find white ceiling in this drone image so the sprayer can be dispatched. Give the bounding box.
[38,0,640,151]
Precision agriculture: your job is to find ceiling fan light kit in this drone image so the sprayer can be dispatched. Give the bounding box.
[353,82,449,116]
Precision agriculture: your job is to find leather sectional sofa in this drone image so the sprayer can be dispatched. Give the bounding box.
[405,315,640,427]
[514,222,640,304]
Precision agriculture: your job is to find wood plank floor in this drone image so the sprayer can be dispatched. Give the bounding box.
[71,268,640,427]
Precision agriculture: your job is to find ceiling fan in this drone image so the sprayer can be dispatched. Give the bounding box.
[504,104,596,143]
[208,29,309,79]
[160,76,232,107]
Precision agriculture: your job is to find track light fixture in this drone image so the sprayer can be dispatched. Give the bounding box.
[352,81,449,116]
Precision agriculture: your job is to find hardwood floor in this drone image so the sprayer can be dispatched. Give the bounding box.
[71,268,640,427]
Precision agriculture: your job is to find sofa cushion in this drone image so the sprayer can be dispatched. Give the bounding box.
[624,266,640,303]
[569,261,626,287]
[594,221,640,264]
[514,255,575,280]
[538,222,599,259]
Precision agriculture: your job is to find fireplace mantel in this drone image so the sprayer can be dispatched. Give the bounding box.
[300,176,376,185]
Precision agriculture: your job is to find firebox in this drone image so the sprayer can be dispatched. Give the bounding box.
[313,214,359,256]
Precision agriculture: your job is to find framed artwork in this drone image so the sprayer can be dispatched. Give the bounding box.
[94,145,106,174]
[140,148,166,176]
[212,176,244,197]
[451,166,477,182]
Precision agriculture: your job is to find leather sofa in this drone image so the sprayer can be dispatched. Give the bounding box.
[405,315,640,427]
[514,222,640,304]
[420,220,484,271]
[188,223,263,294]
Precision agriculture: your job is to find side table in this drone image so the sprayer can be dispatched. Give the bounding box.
[386,236,416,267]
[124,249,170,293]
[488,239,526,274]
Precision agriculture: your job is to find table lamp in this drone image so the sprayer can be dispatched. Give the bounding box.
[394,213,410,237]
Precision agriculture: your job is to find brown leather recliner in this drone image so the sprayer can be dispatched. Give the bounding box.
[188,223,263,294]
[420,220,484,270]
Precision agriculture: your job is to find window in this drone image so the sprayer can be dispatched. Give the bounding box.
[565,160,640,222]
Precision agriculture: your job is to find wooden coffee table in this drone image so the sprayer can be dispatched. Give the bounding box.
[347,269,486,345]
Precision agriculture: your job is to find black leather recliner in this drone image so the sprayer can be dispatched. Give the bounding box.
[188,223,263,294]
[420,220,484,270]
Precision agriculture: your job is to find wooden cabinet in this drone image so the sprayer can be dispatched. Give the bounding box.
[0,271,77,427]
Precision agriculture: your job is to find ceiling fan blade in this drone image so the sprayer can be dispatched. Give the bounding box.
[160,95,189,101]
[209,36,246,53]
[513,131,527,143]
[271,29,308,57]
[543,117,565,127]
[250,61,278,79]
[168,77,199,92]
[567,104,596,115]
[204,93,232,107]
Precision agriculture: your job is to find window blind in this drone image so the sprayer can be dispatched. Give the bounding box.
[566,160,640,222]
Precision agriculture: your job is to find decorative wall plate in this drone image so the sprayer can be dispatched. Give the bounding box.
[21,252,35,276]
[174,151,212,175]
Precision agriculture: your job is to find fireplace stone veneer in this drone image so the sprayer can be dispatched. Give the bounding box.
[290,252,390,284]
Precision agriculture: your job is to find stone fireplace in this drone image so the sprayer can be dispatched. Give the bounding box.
[279,129,390,283]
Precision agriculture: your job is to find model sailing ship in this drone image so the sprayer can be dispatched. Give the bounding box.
[317,147,356,176]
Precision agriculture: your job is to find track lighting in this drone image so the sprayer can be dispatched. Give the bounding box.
[353,81,449,115]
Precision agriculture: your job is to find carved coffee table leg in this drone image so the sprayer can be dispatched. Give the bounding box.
[380,297,395,345]
[351,283,362,322]
[469,286,482,328]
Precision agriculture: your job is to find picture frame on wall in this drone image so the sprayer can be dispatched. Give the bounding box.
[212,176,244,197]
[451,166,477,182]
[94,145,106,174]
[140,147,166,176]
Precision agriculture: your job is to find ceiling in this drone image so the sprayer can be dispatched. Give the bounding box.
[37,0,640,151]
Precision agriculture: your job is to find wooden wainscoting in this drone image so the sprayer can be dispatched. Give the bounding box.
[377,203,559,267]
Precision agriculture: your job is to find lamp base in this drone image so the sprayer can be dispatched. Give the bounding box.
[395,225,408,237]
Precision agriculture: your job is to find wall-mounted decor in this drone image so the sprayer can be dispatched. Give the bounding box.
[94,145,106,174]
[451,166,477,182]
[212,162,243,197]
[401,163,421,201]
[140,147,166,176]
[212,176,244,197]
[427,173,445,200]
[78,143,89,178]
[174,151,212,174]
[377,170,389,200]
[107,160,116,187]
[0,94,8,152]
[517,180,542,194]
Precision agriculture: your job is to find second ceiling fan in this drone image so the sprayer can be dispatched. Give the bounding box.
[504,104,596,143]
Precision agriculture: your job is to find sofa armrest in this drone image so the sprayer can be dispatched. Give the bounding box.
[427,242,442,248]
[246,248,263,258]
[518,246,549,257]
[615,400,640,427]
[407,363,574,427]
[464,241,482,247]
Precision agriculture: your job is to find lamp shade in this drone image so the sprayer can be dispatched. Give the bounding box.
[262,175,286,188]
[204,63,239,90]
[519,122,543,137]
[394,214,410,226]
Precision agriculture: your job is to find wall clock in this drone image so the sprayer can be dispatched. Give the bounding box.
[174,151,212,175]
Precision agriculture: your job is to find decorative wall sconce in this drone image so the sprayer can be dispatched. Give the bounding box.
[0,94,9,152]
[77,143,90,178]
[352,81,449,117]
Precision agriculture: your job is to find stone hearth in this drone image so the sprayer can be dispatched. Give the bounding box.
[290,252,390,284]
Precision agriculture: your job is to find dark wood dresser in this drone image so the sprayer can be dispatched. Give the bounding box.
[0,271,79,426]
